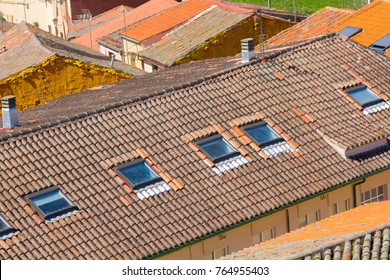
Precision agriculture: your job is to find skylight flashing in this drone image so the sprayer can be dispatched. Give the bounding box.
[0,215,15,239]
[345,85,384,108]
[114,159,162,190]
[338,26,362,39]
[368,34,390,53]
[25,186,77,221]
[195,134,240,163]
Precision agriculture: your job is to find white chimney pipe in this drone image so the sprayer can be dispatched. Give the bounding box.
[241,38,255,63]
[2,95,19,129]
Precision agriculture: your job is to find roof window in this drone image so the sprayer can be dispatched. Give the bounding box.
[338,26,362,39]
[369,34,390,53]
[345,85,383,108]
[25,186,77,220]
[195,134,239,163]
[114,159,162,190]
[242,122,283,148]
[0,214,15,238]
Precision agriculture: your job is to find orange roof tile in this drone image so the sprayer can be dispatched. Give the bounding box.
[332,0,390,57]
[225,201,390,260]
[263,1,390,58]
[120,0,216,42]
[263,7,353,49]
[72,0,179,50]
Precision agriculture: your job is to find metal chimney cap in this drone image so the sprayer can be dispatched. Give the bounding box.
[1,95,16,108]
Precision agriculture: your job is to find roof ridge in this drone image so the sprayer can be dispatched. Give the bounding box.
[0,34,339,142]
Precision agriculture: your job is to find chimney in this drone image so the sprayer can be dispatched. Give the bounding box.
[2,95,19,129]
[241,38,255,63]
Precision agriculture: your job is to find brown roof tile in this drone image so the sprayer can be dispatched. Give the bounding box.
[0,34,389,260]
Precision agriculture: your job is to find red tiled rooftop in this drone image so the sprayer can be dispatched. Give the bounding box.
[72,0,179,50]
[226,201,390,260]
[120,0,216,42]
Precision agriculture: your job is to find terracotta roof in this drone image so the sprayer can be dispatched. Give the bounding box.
[120,0,215,42]
[263,6,353,49]
[225,201,390,260]
[0,35,390,259]
[0,22,144,80]
[68,5,133,39]
[0,21,16,34]
[263,0,390,58]
[332,0,390,58]
[138,6,252,66]
[71,0,179,51]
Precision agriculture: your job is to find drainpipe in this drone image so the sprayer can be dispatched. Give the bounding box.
[352,178,366,208]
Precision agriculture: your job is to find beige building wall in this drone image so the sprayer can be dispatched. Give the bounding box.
[121,38,144,69]
[0,0,68,37]
[157,168,390,260]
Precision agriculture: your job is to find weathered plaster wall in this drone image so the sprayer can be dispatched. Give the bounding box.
[174,15,294,66]
[0,55,131,111]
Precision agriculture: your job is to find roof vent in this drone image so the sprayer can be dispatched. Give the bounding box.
[1,95,19,129]
[241,38,255,63]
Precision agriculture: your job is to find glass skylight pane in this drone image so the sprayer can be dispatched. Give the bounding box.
[117,161,161,188]
[338,26,362,39]
[25,187,76,220]
[346,86,383,107]
[197,136,238,162]
[369,34,390,52]
[0,215,13,236]
[242,122,283,147]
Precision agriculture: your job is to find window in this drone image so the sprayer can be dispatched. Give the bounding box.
[345,85,383,108]
[241,122,283,148]
[361,185,385,205]
[195,134,239,163]
[299,210,320,228]
[152,65,159,72]
[114,159,162,190]
[252,228,275,244]
[25,186,77,220]
[204,247,227,260]
[331,199,350,215]
[369,34,390,53]
[338,26,362,39]
[0,215,14,238]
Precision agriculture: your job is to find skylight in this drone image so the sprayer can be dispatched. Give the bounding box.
[25,186,77,220]
[369,34,390,53]
[114,159,162,190]
[338,26,362,39]
[195,134,239,163]
[241,122,283,148]
[0,214,14,238]
[345,85,383,108]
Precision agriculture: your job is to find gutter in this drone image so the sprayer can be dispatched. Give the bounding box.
[146,165,390,260]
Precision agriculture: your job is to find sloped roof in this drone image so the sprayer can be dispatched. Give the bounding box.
[263,0,390,58]
[263,6,353,49]
[0,35,390,259]
[120,0,215,42]
[225,201,390,260]
[0,21,16,34]
[332,0,390,57]
[138,6,251,66]
[71,0,179,50]
[67,5,133,39]
[0,22,144,80]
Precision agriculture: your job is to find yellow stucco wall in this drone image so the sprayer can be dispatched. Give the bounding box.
[174,16,294,66]
[0,55,131,112]
[157,169,390,260]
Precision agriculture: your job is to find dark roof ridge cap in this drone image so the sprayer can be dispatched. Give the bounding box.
[263,33,337,60]
[291,224,390,260]
[0,34,342,142]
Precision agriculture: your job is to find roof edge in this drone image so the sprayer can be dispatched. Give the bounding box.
[147,164,390,259]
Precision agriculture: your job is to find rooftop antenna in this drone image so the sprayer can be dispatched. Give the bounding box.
[77,9,92,48]
[258,8,267,58]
